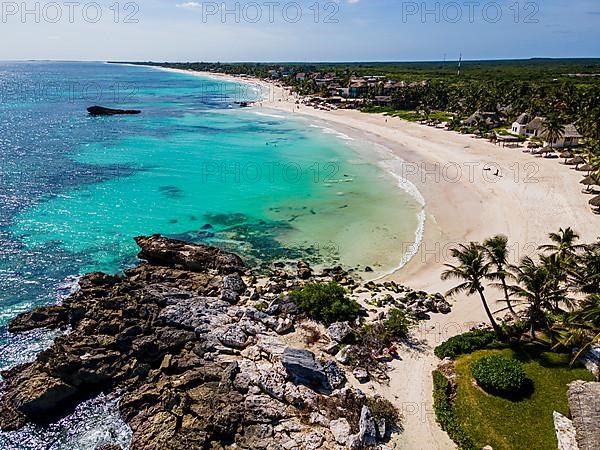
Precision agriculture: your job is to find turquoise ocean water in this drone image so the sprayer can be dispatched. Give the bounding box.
[0,61,421,448]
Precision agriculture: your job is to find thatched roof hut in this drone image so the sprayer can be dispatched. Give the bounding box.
[568,156,586,166]
[581,176,598,186]
[567,381,600,450]
[560,151,574,159]
[589,195,600,207]
[577,164,593,172]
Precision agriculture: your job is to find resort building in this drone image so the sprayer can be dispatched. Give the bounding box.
[511,113,533,134]
[463,111,502,129]
[512,115,583,147]
[549,124,584,148]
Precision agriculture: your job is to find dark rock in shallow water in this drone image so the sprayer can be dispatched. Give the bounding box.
[135,234,244,274]
[0,366,77,430]
[8,305,69,333]
[87,105,141,116]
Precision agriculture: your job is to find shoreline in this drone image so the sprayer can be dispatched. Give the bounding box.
[144,65,428,280]
[129,65,599,449]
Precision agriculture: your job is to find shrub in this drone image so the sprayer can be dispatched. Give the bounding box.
[432,370,477,450]
[367,397,401,431]
[384,308,416,340]
[290,282,360,325]
[434,330,501,360]
[471,355,527,397]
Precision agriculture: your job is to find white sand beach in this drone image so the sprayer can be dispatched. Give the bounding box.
[261,93,598,449]
[150,67,598,449]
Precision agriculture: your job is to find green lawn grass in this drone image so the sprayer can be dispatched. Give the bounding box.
[453,345,594,450]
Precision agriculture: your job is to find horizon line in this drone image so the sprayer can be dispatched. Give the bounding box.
[2,56,600,65]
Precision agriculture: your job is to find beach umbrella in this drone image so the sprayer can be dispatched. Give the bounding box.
[581,175,598,192]
[589,195,600,207]
[560,151,574,164]
[577,164,593,172]
[568,156,586,166]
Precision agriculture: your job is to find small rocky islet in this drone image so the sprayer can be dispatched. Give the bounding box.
[0,235,451,449]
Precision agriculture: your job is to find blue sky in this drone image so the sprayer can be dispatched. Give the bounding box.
[0,0,598,61]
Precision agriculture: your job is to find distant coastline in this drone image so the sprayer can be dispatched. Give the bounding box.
[130,63,600,447]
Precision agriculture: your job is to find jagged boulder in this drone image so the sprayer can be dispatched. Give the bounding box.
[282,348,329,390]
[323,360,347,389]
[222,273,247,293]
[8,305,69,333]
[326,322,353,343]
[135,234,244,274]
[329,418,351,445]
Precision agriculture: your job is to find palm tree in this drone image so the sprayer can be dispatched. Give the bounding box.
[483,235,516,316]
[538,227,585,267]
[568,241,600,295]
[508,256,566,339]
[541,116,566,150]
[441,243,501,333]
[554,293,600,365]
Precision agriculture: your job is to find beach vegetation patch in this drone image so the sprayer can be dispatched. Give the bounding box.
[367,396,402,433]
[290,282,360,325]
[432,370,477,450]
[383,308,416,341]
[434,329,501,359]
[470,355,527,397]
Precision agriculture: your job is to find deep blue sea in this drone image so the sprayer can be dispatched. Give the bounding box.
[0,61,421,448]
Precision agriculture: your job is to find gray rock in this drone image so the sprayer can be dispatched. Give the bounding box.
[223,273,247,293]
[282,348,329,390]
[326,322,353,343]
[158,296,232,332]
[275,317,293,335]
[329,418,351,445]
[303,430,324,450]
[218,326,249,349]
[376,417,387,439]
[436,300,452,314]
[347,433,362,450]
[244,395,286,423]
[353,368,369,383]
[335,346,350,365]
[323,342,340,355]
[359,405,378,446]
[323,360,346,390]
[220,289,240,304]
[240,423,274,449]
[258,364,288,401]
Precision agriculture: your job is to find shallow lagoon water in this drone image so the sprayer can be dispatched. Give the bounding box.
[0,61,422,447]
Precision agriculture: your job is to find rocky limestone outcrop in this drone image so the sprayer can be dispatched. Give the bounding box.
[0,235,394,449]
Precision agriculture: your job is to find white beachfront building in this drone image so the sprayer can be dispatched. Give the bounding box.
[511,114,583,148]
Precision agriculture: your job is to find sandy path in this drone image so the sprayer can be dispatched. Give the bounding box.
[140,67,598,449]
